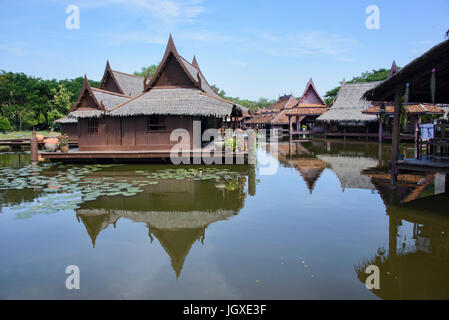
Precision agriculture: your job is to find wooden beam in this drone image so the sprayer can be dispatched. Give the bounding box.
[391,89,402,185]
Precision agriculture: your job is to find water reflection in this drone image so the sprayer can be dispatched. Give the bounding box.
[356,194,449,300]
[75,173,252,278]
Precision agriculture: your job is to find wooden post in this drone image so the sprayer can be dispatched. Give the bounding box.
[296,116,300,135]
[378,116,383,142]
[391,89,402,185]
[30,129,38,162]
[414,116,419,143]
[289,115,293,137]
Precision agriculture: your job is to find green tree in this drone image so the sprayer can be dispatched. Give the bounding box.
[134,64,159,77]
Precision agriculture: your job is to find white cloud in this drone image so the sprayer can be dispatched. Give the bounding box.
[76,0,205,24]
[228,60,247,67]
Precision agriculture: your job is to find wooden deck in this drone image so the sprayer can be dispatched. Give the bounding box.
[0,139,78,149]
[41,149,250,163]
[396,157,449,173]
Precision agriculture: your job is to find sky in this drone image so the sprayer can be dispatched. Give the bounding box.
[0,0,448,100]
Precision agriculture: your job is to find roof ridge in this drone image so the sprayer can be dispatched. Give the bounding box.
[108,91,147,112]
[91,87,133,97]
[112,70,145,79]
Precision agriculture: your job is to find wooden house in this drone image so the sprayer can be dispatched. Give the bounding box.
[246,94,297,134]
[287,78,328,136]
[56,35,244,155]
[316,80,380,139]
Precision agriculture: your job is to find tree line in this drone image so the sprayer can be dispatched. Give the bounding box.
[0,71,99,132]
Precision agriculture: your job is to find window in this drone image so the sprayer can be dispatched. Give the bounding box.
[147,115,166,131]
[88,119,98,133]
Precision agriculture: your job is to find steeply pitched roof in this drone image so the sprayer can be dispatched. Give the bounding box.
[145,35,217,96]
[297,78,326,105]
[317,82,380,122]
[99,61,145,97]
[70,76,131,118]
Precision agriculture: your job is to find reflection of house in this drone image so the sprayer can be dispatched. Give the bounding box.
[287,158,327,194]
[364,170,436,205]
[356,194,449,300]
[316,155,378,190]
[77,209,236,278]
[76,169,253,278]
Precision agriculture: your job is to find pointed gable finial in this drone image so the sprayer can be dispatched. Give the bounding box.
[166,33,178,55]
[192,56,200,70]
[388,60,399,79]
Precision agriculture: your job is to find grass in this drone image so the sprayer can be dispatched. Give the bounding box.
[0,130,60,140]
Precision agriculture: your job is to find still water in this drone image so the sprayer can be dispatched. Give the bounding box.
[0,140,448,300]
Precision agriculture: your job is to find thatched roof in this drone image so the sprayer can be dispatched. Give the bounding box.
[111,70,144,97]
[317,155,378,190]
[91,88,130,110]
[364,39,449,103]
[109,88,239,118]
[317,82,380,122]
[363,103,444,116]
[54,116,78,124]
[99,61,144,97]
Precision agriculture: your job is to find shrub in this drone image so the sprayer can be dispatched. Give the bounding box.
[0,116,12,132]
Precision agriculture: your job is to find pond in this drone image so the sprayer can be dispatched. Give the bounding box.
[0,139,448,299]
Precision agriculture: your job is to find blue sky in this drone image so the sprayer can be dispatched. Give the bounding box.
[1,0,448,100]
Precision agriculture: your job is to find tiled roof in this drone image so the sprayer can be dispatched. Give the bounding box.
[362,104,444,115]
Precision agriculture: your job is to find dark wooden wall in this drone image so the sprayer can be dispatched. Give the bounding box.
[60,123,78,142]
[153,54,195,89]
[78,116,199,151]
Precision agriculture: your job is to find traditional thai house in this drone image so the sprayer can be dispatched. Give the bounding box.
[246,94,297,133]
[49,35,245,158]
[316,81,380,139]
[286,78,328,137]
